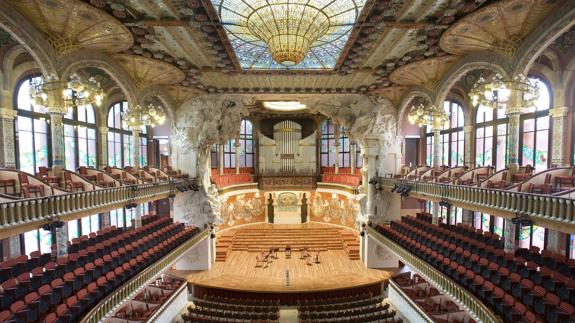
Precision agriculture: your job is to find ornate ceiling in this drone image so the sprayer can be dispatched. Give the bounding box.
[2,0,570,97]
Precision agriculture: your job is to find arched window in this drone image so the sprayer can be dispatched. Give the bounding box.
[520,77,551,172]
[339,131,351,168]
[107,101,148,167]
[63,101,97,170]
[223,139,236,168]
[15,76,50,174]
[426,101,465,167]
[239,120,254,168]
[320,119,336,167]
[475,106,508,170]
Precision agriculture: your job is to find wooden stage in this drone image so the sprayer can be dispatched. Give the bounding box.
[168,223,396,294]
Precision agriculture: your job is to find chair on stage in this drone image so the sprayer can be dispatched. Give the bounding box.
[285,246,291,259]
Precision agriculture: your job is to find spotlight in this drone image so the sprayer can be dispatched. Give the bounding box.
[168,193,176,199]
[368,178,378,185]
[511,213,532,227]
[210,233,216,239]
[391,184,398,192]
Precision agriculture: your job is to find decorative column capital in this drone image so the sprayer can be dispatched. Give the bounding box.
[362,135,379,158]
[463,125,474,133]
[98,126,109,134]
[0,108,17,119]
[549,106,569,118]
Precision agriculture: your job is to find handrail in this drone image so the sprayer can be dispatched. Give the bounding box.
[367,226,501,323]
[0,178,196,238]
[80,228,209,323]
[377,177,575,230]
[388,279,434,323]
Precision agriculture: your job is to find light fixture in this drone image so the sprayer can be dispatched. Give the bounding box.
[469,73,539,110]
[122,103,166,130]
[30,73,104,109]
[246,1,330,65]
[408,103,449,128]
[263,101,307,112]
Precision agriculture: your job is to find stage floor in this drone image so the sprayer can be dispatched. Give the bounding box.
[169,249,395,293]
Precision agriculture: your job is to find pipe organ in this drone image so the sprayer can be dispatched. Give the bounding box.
[259,121,316,175]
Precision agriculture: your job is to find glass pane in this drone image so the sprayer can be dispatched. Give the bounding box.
[17,79,33,111]
[68,220,79,240]
[522,132,535,166]
[532,225,545,250]
[535,130,549,172]
[81,216,91,236]
[523,118,535,132]
[64,124,77,170]
[24,230,39,255]
[90,214,99,233]
[39,229,51,254]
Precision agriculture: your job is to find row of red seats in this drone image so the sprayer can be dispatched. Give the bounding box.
[0,216,198,322]
[320,167,362,175]
[210,168,254,176]
[211,174,253,187]
[321,174,361,186]
[376,219,575,323]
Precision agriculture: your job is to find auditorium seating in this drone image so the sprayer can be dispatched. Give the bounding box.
[297,292,401,323]
[374,214,575,323]
[182,295,280,323]
[0,214,200,322]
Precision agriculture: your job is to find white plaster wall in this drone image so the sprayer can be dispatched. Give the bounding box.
[155,285,188,323]
[175,237,212,270]
[389,282,432,323]
[366,235,400,268]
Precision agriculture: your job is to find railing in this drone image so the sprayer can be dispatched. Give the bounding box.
[146,281,188,322]
[80,228,209,323]
[367,226,501,323]
[0,179,196,238]
[378,177,575,229]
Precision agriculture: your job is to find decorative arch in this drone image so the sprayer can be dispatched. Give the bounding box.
[514,2,575,76]
[136,85,177,125]
[0,1,58,77]
[396,86,434,134]
[58,50,137,106]
[434,51,512,106]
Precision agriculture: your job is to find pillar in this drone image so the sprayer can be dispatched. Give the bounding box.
[0,108,17,168]
[506,90,524,175]
[131,129,141,169]
[98,126,109,167]
[134,204,142,228]
[549,106,570,167]
[334,126,340,174]
[463,125,474,168]
[432,127,441,169]
[218,144,224,176]
[100,211,111,228]
[545,229,566,254]
[503,218,518,252]
[364,135,379,219]
[350,140,357,174]
[6,235,21,258]
[48,112,65,173]
[234,140,241,174]
[461,209,474,226]
[55,225,68,257]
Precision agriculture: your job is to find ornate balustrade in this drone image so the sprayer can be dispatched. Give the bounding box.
[377,177,575,232]
[367,226,501,323]
[81,228,209,323]
[0,178,196,238]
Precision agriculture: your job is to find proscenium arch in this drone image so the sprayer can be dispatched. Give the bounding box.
[58,50,137,106]
[513,1,575,76]
[0,1,58,77]
[434,51,512,106]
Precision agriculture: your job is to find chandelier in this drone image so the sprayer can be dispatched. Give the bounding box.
[122,104,166,130]
[246,1,330,66]
[469,73,539,110]
[30,74,104,109]
[408,103,450,128]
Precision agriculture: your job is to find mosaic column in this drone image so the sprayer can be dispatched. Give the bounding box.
[218,144,224,176]
[134,204,142,228]
[364,135,379,220]
[506,91,524,175]
[549,106,570,167]
[48,112,65,173]
[503,218,518,252]
[334,126,340,174]
[545,229,566,254]
[463,125,474,168]
[350,140,357,174]
[100,212,111,228]
[131,129,141,169]
[7,235,21,258]
[55,224,68,257]
[432,128,441,169]
[461,209,474,226]
[98,126,109,167]
[0,108,17,168]
[234,140,241,174]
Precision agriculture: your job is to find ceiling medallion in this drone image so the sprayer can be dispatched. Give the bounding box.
[469,73,539,110]
[246,2,330,66]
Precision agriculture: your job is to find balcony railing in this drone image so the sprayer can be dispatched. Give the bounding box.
[80,228,209,323]
[0,179,196,238]
[378,177,575,230]
[367,226,500,323]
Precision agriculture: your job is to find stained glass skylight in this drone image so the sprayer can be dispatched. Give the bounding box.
[210,0,366,70]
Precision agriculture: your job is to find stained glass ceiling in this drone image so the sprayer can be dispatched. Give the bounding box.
[210,0,367,70]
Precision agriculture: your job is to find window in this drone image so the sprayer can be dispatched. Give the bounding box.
[23,228,51,255]
[223,139,236,168]
[520,78,551,172]
[475,106,508,170]
[107,101,148,167]
[110,208,125,228]
[68,220,80,240]
[519,225,547,250]
[15,76,50,174]
[425,101,464,167]
[63,96,97,170]
[210,145,219,169]
[81,214,100,236]
[321,119,336,167]
[339,131,351,168]
[239,120,254,167]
